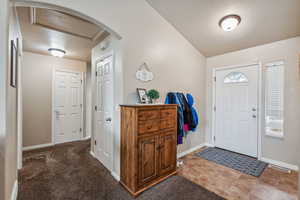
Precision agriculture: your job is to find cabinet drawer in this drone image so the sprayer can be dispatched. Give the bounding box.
[160,109,176,119]
[138,120,160,134]
[138,110,160,121]
[160,119,176,130]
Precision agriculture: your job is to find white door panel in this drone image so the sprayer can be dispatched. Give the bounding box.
[215,65,258,157]
[54,70,83,144]
[94,55,114,171]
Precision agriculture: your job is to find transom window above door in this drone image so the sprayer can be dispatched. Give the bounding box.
[224,72,249,83]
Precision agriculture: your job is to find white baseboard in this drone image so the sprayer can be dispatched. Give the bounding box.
[260,157,299,171]
[90,151,120,181]
[111,171,120,181]
[11,180,18,200]
[204,143,214,147]
[22,143,53,151]
[89,151,96,158]
[82,136,91,140]
[177,143,206,158]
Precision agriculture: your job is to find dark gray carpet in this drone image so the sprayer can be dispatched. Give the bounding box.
[18,140,225,200]
[195,147,268,177]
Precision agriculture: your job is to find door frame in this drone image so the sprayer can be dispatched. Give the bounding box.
[51,67,85,144]
[211,62,263,159]
[92,51,115,172]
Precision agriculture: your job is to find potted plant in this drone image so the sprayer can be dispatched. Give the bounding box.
[147,89,160,104]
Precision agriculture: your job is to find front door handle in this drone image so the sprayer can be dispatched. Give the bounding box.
[252,115,257,118]
[105,117,112,122]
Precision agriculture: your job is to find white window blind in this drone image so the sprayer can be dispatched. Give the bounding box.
[264,61,284,138]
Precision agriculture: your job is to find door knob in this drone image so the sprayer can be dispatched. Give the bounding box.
[252,115,257,118]
[252,108,257,111]
[105,117,112,122]
[55,110,60,120]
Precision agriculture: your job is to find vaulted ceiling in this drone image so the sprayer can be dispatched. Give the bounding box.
[147,0,300,57]
[17,7,109,61]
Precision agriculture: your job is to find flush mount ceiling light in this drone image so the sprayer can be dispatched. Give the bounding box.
[48,48,66,57]
[219,14,241,32]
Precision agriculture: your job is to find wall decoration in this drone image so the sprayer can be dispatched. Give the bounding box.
[10,39,18,88]
[136,62,154,82]
[136,88,150,104]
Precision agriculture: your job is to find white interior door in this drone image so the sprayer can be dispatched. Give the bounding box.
[54,70,83,144]
[215,65,259,157]
[94,55,113,171]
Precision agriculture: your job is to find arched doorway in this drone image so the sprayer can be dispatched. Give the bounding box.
[14,0,123,177]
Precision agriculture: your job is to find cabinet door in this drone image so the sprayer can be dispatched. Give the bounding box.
[159,131,177,175]
[137,135,159,187]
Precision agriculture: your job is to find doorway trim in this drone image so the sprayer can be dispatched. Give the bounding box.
[14,1,122,40]
[51,67,85,144]
[92,51,115,173]
[211,62,263,160]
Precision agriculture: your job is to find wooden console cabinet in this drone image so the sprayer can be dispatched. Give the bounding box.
[120,104,177,196]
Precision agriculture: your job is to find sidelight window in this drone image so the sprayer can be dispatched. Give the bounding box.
[264,61,284,138]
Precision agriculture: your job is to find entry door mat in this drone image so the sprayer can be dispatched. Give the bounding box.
[195,147,268,177]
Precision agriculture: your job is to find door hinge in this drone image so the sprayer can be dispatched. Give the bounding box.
[80,128,82,132]
[81,79,83,84]
[214,77,216,82]
[94,140,97,145]
[214,136,216,141]
[95,71,98,76]
[95,105,97,111]
[213,105,216,112]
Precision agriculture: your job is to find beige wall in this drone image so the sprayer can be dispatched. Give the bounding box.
[206,37,300,166]
[1,4,23,200]
[0,0,9,199]
[22,52,87,147]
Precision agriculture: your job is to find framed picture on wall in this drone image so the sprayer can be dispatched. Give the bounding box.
[136,88,150,104]
[10,39,18,88]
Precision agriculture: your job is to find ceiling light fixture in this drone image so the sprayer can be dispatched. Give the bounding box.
[48,48,66,57]
[219,14,241,32]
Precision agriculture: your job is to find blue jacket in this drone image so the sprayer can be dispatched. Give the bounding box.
[165,92,184,144]
[186,94,199,132]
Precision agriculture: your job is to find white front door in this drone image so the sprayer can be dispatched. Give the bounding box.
[54,70,83,144]
[94,55,114,171]
[215,65,259,157]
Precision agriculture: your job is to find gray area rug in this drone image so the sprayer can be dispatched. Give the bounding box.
[195,147,268,177]
[18,140,225,200]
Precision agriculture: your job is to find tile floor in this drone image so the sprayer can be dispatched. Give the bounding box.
[178,147,298,200]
